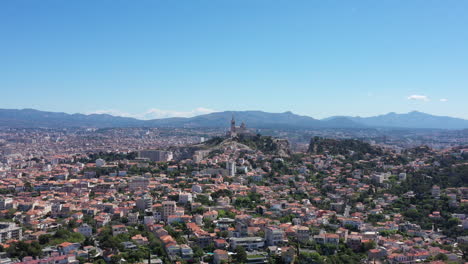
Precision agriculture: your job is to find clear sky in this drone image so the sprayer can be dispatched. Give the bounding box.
[1,0,467,119]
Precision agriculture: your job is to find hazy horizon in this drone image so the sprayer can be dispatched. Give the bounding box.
[3,107,468,122]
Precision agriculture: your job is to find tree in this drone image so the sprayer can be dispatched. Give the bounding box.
[192,245,204,258]
[110,255,122,264]
[190,206,204,216]
[296,251,325,264]
[7,241,42,259]
[39,234,51,245]
[83,237,95,247]
[459,243,468,261]
[434,253,448,261]
[211,189,233,199]
[362,241,376,252]
[234,246,247,263]
[24,181,34,192]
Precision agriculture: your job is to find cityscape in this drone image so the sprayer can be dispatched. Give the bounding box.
[0,116,467,264]
[1,1,468,264]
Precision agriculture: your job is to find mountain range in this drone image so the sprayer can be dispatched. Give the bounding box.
[1,108,468,130]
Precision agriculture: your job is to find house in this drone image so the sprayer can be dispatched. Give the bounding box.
[388,253,407,263]
[295,226,310,243]
[165,243,181,256]
[58,242,81,254]
[313,233,340,245]
[368,248,387,260]
[180,244,194,260]
[346,235,362,251]
[214,238,228,249]
[213,249,229,264]
[132,234,149,245]
[341,218,363,230]
[112,224,127,235]
[186,222,212,248]
[203,210,218,221]
[122,241,138,250]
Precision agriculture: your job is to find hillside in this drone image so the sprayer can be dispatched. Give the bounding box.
[170,134,291,160]
[308,136,383,157]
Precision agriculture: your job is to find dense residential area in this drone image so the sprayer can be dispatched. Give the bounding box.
[0,121,467,264]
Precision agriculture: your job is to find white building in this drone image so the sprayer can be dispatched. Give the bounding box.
[178,193,193,204]
[265,227,285,246]
[136,195,153,210]
[0,198,13,210]
[398,173,407,181]
[230,237,264,250]
[95,159,106,168]
[0,222,22,243]
[227,161,236,177]
[162,201,176,222]
[192,184,203,193]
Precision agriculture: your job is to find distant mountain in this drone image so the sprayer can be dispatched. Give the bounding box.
[0,108,467,130]
[146,111,326,129]
[0,109,363,129]
[321,116,365,128]
[0,108,144,128]
[327,111,468,129]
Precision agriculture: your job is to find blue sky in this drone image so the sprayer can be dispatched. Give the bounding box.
[1,0,467,119]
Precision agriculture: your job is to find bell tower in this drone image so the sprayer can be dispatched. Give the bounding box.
[230,115,236,137]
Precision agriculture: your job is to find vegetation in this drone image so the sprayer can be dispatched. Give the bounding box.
[308,137,382,158]
[234,246,247,263]
[7,241,42,259]
[38,228,85,246]
[237,134,285,154]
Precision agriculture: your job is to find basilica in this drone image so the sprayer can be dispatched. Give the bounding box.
[228,116,250,137]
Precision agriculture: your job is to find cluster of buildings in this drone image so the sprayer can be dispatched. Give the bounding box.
[0,122,467,264]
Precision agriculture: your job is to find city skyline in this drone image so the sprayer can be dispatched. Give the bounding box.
[1,1,467,119]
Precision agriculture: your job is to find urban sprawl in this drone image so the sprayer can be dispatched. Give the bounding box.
[0,119,467,264]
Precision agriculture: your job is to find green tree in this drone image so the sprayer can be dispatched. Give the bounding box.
[7,241,42,259]
[234,246,247,263]
[39,234,51,245]
[362,241,376,252]
[434,253,448,261]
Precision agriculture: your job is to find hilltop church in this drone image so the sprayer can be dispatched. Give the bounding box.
[228,116,252,138]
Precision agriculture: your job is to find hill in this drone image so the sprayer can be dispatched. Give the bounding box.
[0,108,144,128]
[0,109,361,129]
[170,134,291,160]
[308,136,383,157]
[326,111,468,129]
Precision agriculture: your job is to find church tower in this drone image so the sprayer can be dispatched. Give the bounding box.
[230,116,236,137]
[240,122,246,133]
